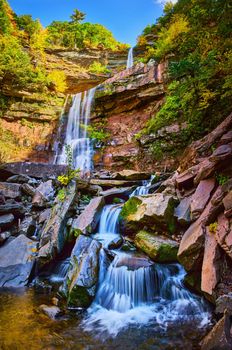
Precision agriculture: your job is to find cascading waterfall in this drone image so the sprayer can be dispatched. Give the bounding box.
[130,175,155,196]
[126,47,134,69]
[82,187,211,337]
[54,87,96,173]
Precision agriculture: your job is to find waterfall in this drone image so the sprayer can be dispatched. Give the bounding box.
[82,183,211,337]
[126,47,134,69]
[95,204,122,248]
[130,175,155,197]
[49,258,71,283]
[54,87,96,173]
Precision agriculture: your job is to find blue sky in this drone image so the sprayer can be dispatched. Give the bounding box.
[8,0,166,46]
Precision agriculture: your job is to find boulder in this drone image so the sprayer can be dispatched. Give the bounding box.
[201,313,232,350]
[190,179,216,220]
[0,234,37,287]
[32,180,55,207]
[112,170,151,181]
[201,228,221,297]
[72,196,105,236]
[63,235,101,307]
[0,214,14,229]
[0,182,21,199]
[38,182,77,266]
[214,214,232,259]
[223,191,232,217]
[209,144,232,163]
[135,231,179,263]
[216,293,232,315]
[174,196,191,226]
[175,164,200,190]
[0,162,67,181]
[121,193,176,234]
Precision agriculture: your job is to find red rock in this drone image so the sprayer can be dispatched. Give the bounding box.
[215,214,232,259]
[223,191,232,211]
[209,143,232,162]
[201,228,221,296]
[190,178,216,220]
[194,159,216,185]
[175,164,200,190]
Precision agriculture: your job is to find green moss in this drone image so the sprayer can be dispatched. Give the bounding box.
[68,285,92,308]
[120,197,142,220]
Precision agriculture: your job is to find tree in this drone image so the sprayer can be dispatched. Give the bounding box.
[70,9,85,23]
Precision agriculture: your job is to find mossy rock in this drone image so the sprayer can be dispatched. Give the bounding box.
[68,285,93,308]
[120,197,142,220]
[135,230,179,263]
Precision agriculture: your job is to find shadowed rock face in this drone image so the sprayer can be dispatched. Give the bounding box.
[0,234,37,287]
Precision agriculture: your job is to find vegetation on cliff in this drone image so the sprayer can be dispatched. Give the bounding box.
[138,0,232,144]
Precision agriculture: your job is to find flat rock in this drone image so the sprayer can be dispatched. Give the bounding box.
[112,170,151,181]
[72,196,105,235]
[63,235,101,307]
[209,144,232,163]
[0,162,67,181]
[135,231,179,263]
[6,174,36,184]
[0,182,21,199]
[0,214,14,229]
[90,179,142,189]
[0,203,25,217]
[201,228,221,297]
[38,305,61,319]
[190,178,216,220]
[0,234,37,287]
[175,164,200,190]
[100,187,132,202]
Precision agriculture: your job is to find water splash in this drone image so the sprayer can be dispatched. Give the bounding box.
[126,47,134,69]
[55,87,96,173]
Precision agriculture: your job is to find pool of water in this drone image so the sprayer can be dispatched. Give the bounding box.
[0,288,211,350]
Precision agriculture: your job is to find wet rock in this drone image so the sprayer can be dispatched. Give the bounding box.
[0,214,14,229]
[0,234,37,287]
[0,162,68,181]
[72,196,105,236]
[121,240,136,252]
[174,196,192,226]
[0,182,21,199]
[190,178,216,220]
[63,235,101,307]
[38,182,77,266]
[135,231,179,263]
[38,304,61,319]
[21,183,36,197]
[19,215,36,237]
[216,293,232,315]
[112,170,150,181]
[32,180,55,207]
[108,236,123,250]
[121,193,177,234]
[0,231,11,245]
[201,228,221,297]
[201,312,232,350]
[0,203,26,217]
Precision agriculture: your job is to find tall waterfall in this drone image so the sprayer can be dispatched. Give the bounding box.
[54,87,96,173]
[126,47,134,69]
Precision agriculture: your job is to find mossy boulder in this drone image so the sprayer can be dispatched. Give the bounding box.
[121,193,177,234]
[135,231,179,263]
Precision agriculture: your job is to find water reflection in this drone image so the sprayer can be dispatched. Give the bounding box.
[0,288,210,350]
